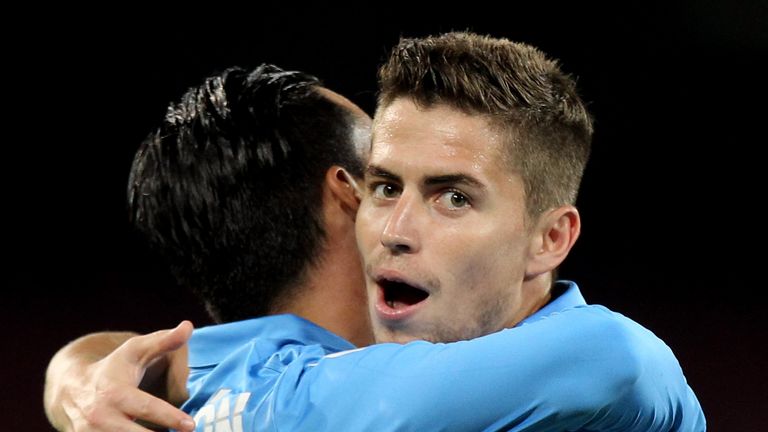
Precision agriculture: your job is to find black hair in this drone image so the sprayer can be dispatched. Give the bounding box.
[128,64,363,322]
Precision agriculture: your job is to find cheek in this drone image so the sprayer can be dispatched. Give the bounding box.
[453,232,525,286]
[436,234,497,290]
[355,203,381,253]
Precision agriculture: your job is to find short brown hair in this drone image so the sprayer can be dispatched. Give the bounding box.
[377,32,593,218]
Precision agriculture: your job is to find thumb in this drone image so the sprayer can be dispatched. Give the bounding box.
[119,321,194,369]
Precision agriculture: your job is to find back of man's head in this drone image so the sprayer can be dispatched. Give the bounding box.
[377,32,593,218]
[128,64,364,322]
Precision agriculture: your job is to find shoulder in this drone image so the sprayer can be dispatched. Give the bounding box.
[532,305,680,395]
[555,306,702,420]
[571,305,679,373]
[540,304,664,350]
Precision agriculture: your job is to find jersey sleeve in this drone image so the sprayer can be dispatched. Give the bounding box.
[274,306,705,431]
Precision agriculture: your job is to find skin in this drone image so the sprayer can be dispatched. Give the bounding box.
[356,97,567,343]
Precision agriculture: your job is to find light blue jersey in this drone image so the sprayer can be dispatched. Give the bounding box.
[182,281,705,431]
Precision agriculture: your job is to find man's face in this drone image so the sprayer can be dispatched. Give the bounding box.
[356,97,537,344]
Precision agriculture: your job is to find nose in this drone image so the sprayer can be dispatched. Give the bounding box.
[380,192,421,254]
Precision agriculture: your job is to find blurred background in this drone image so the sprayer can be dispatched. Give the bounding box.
[5,3,766,430]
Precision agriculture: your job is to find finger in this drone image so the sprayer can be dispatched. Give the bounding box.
[154,320,193,353]
[72,416,160,432]
[110,386,195,432]
[118,321,193,368]
[64,396,162,432]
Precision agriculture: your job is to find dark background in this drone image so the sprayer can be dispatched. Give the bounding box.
[5,3,766,430]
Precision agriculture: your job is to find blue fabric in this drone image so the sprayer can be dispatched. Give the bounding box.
[181,281,706,431]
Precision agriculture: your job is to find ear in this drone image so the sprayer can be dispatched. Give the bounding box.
[525,205,581,278]
[325,165,361,218]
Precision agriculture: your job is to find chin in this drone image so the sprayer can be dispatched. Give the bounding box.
[373,329,419,345]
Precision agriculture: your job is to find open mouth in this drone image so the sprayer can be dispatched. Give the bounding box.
[379,279,429,310]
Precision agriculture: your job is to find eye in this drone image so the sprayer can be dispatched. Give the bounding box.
[437,190,470,209]
[372,183,401,199]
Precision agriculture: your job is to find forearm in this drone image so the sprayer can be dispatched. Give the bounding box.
[44,332,138,430]
[299,307,695,430]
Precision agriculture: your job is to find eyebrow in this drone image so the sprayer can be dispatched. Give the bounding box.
[366,165,486,190]
[365,165,401,182]
[424,174,486,190]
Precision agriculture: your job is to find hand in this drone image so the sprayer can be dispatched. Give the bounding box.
[46,321,196,432]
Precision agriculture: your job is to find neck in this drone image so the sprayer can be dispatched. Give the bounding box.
[508,272,554,327]
[272,229,373,347]
[270,169,374,347]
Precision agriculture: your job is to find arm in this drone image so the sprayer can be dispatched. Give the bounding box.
[44,322,196,432]
[292,307,704,431]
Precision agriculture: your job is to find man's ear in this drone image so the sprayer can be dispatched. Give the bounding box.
[525,205,581,278]
[325,166,361,217]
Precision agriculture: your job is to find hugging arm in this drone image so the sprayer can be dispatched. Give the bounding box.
[44,322,195,432]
